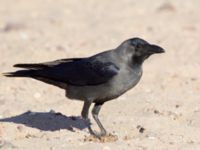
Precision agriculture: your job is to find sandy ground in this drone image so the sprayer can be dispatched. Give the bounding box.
[0,0,200,149]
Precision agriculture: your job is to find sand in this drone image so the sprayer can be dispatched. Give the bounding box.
[0,0,200,149]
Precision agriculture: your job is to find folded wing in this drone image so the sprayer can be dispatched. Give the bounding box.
[4,58,119,86]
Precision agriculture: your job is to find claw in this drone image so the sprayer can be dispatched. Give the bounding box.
[88,125,107,139]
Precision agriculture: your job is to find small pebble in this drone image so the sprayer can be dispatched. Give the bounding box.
[175,104,179,108]
[2,22,25,32]
[190,77,197,81]
[103,146,110,150]
[19,32,29,40]
[157,2,176,12]
[146,133,157,140]
[17,125,24,132]
[25,134,37,138]
[50,146,55,150]
[137,125,145,133]
[147,136,156,140]
[139,127,145,133]
[34,92,41,99]
[56,45,66,51]
[154,110,160,114]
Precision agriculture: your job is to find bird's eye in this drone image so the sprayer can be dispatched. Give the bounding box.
[136,44,142,49]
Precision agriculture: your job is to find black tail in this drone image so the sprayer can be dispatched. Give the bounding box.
[3,70,35,77]
[3,69,67,89]
[13,58,82,69]
[14,63,45,69]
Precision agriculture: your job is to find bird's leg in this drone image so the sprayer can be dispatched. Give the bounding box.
[81,101,92,127]
[81,101,92,119]
[88,102,107,137]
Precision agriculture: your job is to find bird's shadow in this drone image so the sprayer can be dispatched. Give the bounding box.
[0,111,88,132]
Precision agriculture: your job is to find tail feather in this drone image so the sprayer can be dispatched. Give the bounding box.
[3,70,67,89]
[3,70,34,77]
[13,58,82,69]
[14,63,45,69]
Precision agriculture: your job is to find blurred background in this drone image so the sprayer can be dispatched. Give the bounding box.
[0,0,200,149]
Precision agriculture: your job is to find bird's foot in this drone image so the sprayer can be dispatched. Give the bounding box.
[84,119,106,138]
[84,131,118,143]
[83,119,118,142]
[88,125,107,139]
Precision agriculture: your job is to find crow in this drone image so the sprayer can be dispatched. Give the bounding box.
[3,38,165,137]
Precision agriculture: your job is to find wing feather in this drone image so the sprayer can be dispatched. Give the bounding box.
[32,59,119,86]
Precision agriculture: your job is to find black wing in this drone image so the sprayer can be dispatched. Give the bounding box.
[35,58,119,86]
[8,58,119,86]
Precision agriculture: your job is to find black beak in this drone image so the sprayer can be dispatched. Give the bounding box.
[147,44,165,54]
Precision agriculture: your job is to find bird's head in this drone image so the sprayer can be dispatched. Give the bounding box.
[117,37,165,64]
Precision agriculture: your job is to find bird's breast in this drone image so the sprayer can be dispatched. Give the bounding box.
[107,66,142,96]
[92,66,143,102]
